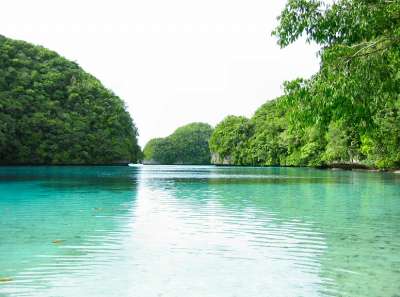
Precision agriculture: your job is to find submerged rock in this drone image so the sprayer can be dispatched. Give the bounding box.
[52,239,65,244]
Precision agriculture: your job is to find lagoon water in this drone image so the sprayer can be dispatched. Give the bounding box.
[0,165,399,297]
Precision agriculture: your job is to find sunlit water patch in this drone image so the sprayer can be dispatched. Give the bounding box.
[0,166,399,297]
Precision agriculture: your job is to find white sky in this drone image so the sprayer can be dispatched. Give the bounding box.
[1,0,319,147]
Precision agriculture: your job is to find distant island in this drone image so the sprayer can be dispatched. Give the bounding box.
[143,123,213,165]
[0,35,140,165]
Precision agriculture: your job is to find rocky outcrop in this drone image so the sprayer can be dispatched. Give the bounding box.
[325,162,370,170]
[142,159,159,165]
[211,153,232,165]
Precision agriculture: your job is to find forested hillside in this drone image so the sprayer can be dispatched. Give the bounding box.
[0,35,140,164]
[143,123,213,165]
[210,0,400,169]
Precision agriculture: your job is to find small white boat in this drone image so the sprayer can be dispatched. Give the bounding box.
[128,163,142,167]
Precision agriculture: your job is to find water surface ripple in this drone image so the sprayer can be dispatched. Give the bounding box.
[0,166,399,297]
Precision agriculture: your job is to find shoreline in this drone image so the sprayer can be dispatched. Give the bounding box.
[141,162,400,173]
[1,163,399,174]
[213,163,400,173]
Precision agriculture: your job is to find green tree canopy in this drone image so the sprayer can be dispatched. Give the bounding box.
[143,122,213,165]
[209,115,253,165]
[0,35,140,164]
[209,0,400,169]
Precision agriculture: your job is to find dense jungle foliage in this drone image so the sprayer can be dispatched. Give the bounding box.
[0,35,140,164]
[210,0,400,169]
[143,123,213,164]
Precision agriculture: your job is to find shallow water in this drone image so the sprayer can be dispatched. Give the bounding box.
[0,165,399,297]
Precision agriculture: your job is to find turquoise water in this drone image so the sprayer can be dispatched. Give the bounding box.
[0,166,399,297]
